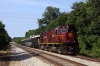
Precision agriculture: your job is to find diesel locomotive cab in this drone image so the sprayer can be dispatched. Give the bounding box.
[56,25,79,54]
[63,28,76,44]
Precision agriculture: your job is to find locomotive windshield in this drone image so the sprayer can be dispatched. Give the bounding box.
[67,26,76,32]
[68,28,75,32]
[61,28,75,32]
[61,29,68,32]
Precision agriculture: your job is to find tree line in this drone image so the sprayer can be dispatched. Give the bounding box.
[13,0,100,57]
[0,22,11,50]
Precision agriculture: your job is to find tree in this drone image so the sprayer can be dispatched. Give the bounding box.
[12,37,24,44]
[86,0,100,35]
[25,30,35,38]
[46,12,68,30]
[0,22,11,50]
[42,6,61,24]
[37,6,61,32]
[66,0,100,57]
[84,0,100,57]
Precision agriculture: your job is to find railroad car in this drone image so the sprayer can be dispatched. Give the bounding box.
[39,24,79,54]
[21,39,25,46]
[21,35,40,48]
[21,38,32,47]
[31,35,40,48]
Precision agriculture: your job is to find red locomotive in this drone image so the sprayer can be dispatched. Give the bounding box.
[39,24,79,54]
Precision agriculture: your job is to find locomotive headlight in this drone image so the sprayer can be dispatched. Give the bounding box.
[68,33,73,37]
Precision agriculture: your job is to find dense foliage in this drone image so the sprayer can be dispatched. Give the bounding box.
[13,0,100,57]
[25,30,35,38]
[0,22,11,50]
[67,0,100,57]
[12,37,25,44]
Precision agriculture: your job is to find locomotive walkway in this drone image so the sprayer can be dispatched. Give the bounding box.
[9,45,51,66]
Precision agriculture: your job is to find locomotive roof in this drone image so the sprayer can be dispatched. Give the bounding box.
[30,35,40,38]
[21,35,40,41]
[40,24,76,34]
[21,38,31,41]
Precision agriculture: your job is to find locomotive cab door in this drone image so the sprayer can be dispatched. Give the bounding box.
[57,29,61,35]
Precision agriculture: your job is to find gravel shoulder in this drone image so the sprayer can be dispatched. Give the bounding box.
[9,45,52,66]
[0,50,11,66]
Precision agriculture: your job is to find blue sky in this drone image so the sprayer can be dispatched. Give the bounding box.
[0,0,84,38]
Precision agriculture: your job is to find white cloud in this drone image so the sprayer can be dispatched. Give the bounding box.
[0,18,37,22]
[2,0,66,8]
[0,13,39,22]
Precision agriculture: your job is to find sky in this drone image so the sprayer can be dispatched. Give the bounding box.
[0,0,84,38]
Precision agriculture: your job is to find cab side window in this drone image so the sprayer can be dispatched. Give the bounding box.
[57,29,60,34]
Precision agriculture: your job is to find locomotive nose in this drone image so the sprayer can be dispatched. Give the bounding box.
[68,32,73,38]
[62,32,75,44]
[67,32,75,44]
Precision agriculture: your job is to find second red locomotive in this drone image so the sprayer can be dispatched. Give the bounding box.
[39,24,79,54]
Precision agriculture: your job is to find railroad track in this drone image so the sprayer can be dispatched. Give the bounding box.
[75,55,100,62]
[17,45,86,66]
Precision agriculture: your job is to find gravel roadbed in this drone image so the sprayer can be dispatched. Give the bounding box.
[0,50,11,66]
[34,48,100,66]
[9,45,52,66]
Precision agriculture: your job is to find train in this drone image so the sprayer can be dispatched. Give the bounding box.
[21,24,79,55]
